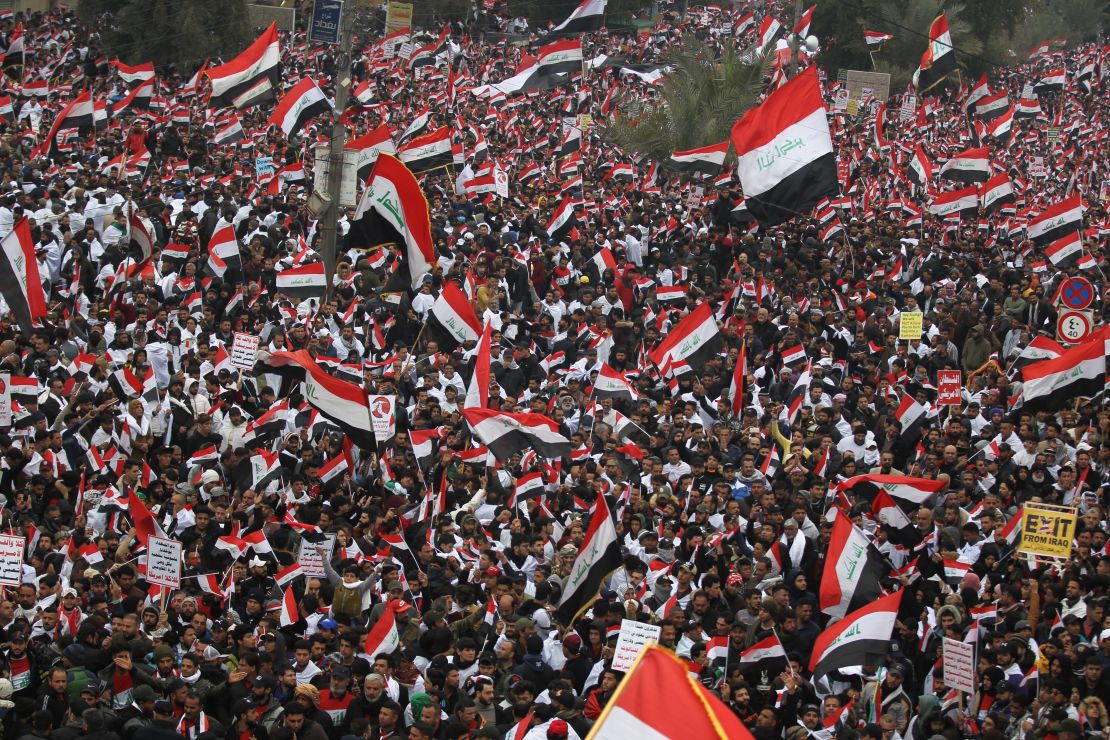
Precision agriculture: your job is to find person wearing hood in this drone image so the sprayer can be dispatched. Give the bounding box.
[511,635,556,689]
[903,693,940,740]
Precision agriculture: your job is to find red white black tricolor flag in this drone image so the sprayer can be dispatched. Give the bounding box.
[649,303,723,375]
[347,124,396,182]
[592,364,638,401]
[348,154,436,291]
[913,13,956,92]
[275,262,326,299]
[462,408,571,462]
[819,515,887,619]
[397,126,453,173]
[938,146,991,183]
[810,589,904,677]
[553,489,621,625]
[730,67,838,226]
[1026,194,1084,246]
[928,186,979,218]
[0,218,48,333]
[206,22,281,110]
[546,0,606,37]
[1018,330,1107,413]
[546,196,578,242]
[267,77,332,138]
[667,141,729,175]
[980,172,1014,213]
[907,145,934,187]
[536,38,583,77]
[836,474,946,505]
[428,281,483,348]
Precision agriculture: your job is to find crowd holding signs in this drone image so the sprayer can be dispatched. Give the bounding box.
[0,1,1108,740]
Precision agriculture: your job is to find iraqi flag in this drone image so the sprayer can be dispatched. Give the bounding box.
[348,154,436,291]
[836,474,945,505]
[128,210,156,264]
[985,105,1014,139]
[510,471,546,506]
[233,449,284,491]
[553,489,622,625]
[2,24,23,78]
[276,262,326,299]
[546,0,606,36]
[33,91,94,158]
[810,589,904,677]
[648,303,723,375]
[397,126,452,173]
[346,124,396,182]
[299,354,376,448]
[267,78,332,138]
[462,407,571,461]
[974,91,1010,120]
[363,606,400,657]
[980,172,1014,213]
[279,584,299,627]
[111,76,155,115]
[907,145,934,187]
[536,38,583,76]
[318,453,349,490]
[206,22,281,110]
[894,392,928,442]
[213,116,244,146]
[865,29,893,47]
[730,66,838,225]
[546,196,578,242]
[1027,194,1084,246]
[1035,68,1067,92]
[757,16,784,50]
[408,427,443,471]
[928,186,979,218]
[0,218,48,333]
[206,222,242,278]
[729,340,747,415]
[587,645,755,740]
[464,320,493,410]
[1019,331,1106,413]
[1009,335,1065,377]
[667,141,728,175]
[938,147,991,184]
[1045,231,1083,268]
[110,59,155,85]
[738,634,788,676]
[592,364,638,401]
[912,13,956,92]
[428,281,482,348]
[819,515,888,619]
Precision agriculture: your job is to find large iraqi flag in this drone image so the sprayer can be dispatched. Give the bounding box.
[810,589,904,677]
[730,66,838,225]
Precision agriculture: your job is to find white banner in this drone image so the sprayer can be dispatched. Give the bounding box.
[297,533,337,578]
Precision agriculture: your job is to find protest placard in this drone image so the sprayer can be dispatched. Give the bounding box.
[146,536,183,589]
[0,534,25,587]
[612,619,662,672]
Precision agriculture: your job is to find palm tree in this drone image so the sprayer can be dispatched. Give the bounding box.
[603,36,769,163]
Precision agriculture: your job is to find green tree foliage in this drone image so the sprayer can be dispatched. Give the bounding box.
[78,0,251,71]
[603,36,768,162]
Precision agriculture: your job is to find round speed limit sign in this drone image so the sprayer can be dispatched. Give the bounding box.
[1056,310,1092,344]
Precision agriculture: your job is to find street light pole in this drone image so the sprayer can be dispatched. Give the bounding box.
[319,4,356,300]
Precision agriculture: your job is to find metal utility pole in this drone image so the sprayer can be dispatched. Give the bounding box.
[788,0,804,78]
[320,5,356,299]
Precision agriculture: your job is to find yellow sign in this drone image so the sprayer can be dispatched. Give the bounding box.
[1018,505,1077,559]
[576,114,593,132]
[899,312,923,341]
[385,1,413,34]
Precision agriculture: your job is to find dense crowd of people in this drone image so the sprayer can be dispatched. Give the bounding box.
[0,2,1108,740]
